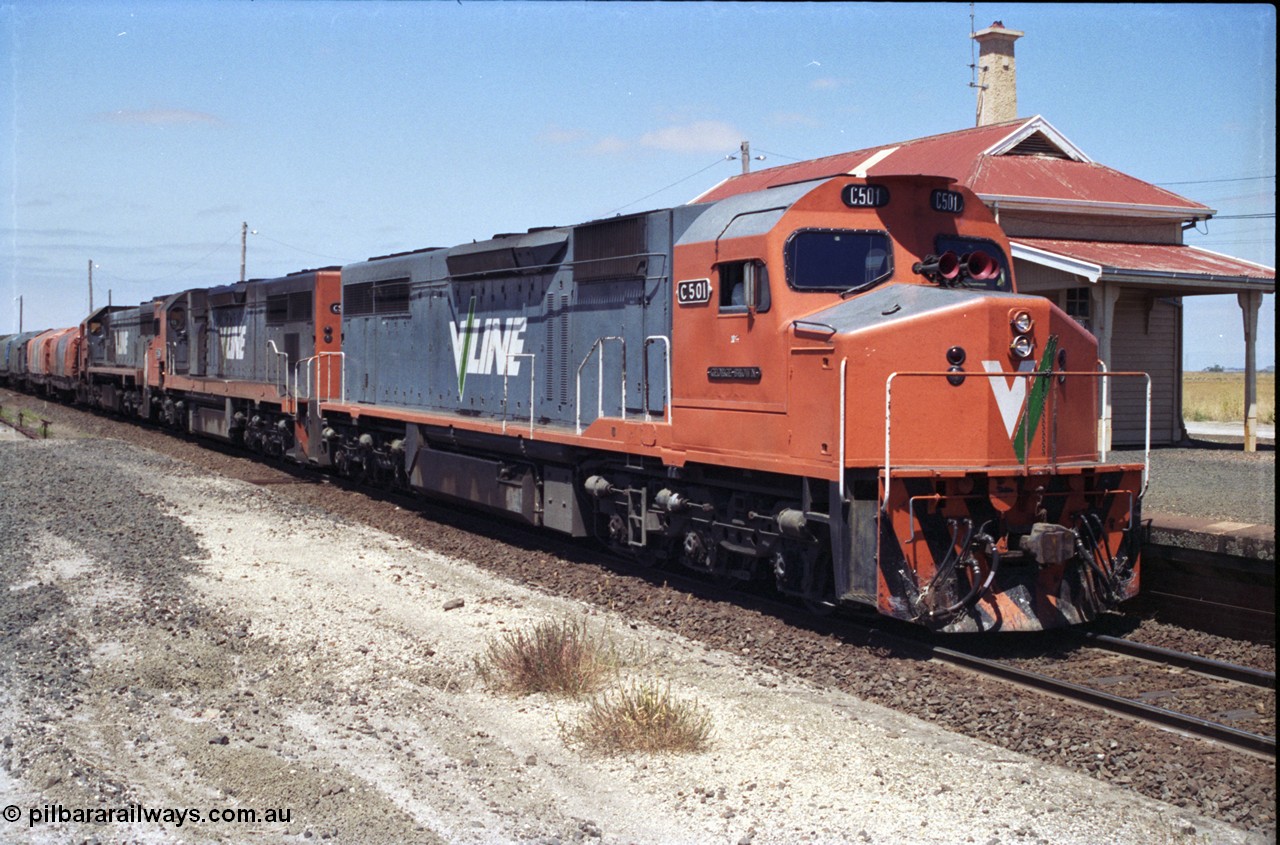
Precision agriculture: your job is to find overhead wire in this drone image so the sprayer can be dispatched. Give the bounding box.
[1154,174,1274,186]
[93,228,240,288]
[605,156,733,216]
[252,232,345,262]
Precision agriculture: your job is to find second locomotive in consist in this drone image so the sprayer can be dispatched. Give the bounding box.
[2,173,1147,633]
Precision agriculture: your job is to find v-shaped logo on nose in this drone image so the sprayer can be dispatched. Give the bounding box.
[982,335,1060,462]
[983,359,1037,438]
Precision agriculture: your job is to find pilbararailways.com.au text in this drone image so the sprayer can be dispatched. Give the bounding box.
[6,803,294,828]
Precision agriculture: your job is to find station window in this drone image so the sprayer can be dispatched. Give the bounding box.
[1065,287,1092,332]
[717,260,771,313]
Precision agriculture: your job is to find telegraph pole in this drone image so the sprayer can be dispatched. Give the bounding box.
[88,259,94,312]
[737,141,764,174]
[240,222,248,283]
[17,295,22,332]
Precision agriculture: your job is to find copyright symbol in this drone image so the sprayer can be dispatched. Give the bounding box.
[2,805,20,823]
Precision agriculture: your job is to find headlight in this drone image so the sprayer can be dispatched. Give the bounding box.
[1010,335,1034,359]
[1011,310,1034,334]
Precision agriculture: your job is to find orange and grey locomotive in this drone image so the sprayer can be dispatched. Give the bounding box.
[9,174,1147,632]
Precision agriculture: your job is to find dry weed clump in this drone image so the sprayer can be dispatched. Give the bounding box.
[568,681,712,754]
[475,617,617,696]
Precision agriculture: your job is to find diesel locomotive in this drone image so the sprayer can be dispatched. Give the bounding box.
[2,174,1148,633]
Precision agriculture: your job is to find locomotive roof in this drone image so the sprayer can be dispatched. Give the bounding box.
[675,181,817,246]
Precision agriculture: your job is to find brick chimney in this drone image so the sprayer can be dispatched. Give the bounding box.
[972,21,1024,126]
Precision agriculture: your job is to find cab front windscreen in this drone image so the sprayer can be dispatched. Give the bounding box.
[785,229,892,294]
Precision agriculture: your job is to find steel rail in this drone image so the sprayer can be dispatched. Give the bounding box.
[1075,631,1276,689]
[928,643,1276,758]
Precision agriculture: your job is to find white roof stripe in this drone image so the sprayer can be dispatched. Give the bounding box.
[848,146,899,177]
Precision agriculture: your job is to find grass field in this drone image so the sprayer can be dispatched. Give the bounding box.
[1183,371,1276,424]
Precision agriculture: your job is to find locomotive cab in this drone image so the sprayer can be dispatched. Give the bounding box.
[658,174,1146,632]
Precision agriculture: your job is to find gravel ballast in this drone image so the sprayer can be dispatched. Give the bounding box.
[0,433,1267,845]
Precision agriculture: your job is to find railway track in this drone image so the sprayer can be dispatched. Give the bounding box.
[0,405,49,439]
[552,538,1279,760]
[928,633,1276,758]
[578,546,1278,759]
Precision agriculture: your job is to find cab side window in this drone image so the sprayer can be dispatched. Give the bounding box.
[716,260,771,313]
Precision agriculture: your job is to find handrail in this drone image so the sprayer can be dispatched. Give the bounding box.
[838,357,848,498]
[642,335,671,424]
[502,352,536,437]
[575,336,626,435]
[883,369,1151,510]
[265,340,289,400]
[792,320,836,339]
[293,351,345,404]
[1098,358,1110,460]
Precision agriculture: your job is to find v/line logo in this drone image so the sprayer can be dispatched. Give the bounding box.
[448,296,528,399]
[112,329,130,359]
[217,325,246,361]
[982,335,1060,463]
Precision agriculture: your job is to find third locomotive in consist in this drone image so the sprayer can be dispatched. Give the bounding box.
[2,174,1148,632]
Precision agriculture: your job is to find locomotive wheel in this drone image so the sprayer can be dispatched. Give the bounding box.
[680,528,718,574]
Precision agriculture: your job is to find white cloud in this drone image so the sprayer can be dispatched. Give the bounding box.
[543,120,744,156]
[638,120,742,153]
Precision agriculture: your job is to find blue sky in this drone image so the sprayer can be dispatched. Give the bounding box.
[2,2,1274,370]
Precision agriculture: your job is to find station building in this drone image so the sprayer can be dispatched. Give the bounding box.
[695,22,1275,450]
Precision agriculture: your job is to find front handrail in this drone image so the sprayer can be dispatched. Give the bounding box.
[575,336,626,435]
[838,357,848,498]
[906,489,1139,541]
[882,369,1151,509]
[1098,358,1110,460]
[502,352,536,437]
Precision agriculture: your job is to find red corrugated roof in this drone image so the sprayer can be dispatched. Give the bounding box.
[1015,238,1275,282]
[970,156,1208,211]
[693,117,1211,216]
[694,121,1020,202]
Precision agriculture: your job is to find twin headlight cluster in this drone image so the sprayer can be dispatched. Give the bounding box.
[943,309,1038,387]
[1009,310,1035,359]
